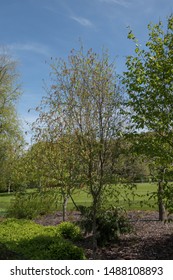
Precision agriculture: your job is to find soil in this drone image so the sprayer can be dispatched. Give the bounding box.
[34,210,173,260]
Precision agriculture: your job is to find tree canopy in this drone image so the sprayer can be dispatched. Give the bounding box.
[0,50,24,192]
[123,15,173,220]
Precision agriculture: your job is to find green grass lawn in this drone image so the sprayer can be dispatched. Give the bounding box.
[68,182,158,210]
[0,193,14,216]
[0,188,38,216]
[0,183,158,217]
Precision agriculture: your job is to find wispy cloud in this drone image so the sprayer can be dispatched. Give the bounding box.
[71,16,94,27]
[99,0,130,8]
[9,42,50,57]
[44,2,94,28]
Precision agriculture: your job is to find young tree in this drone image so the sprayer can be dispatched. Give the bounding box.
[26,138,81,221]
[33,46,125,257]
[123,15,173,220]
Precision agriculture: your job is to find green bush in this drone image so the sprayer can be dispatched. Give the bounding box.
[6,190,60,219]
[78,206,132,246]
[17,235,85,260]
[57,222,82,241]
[0,242,22,260]
[0,219,85,260]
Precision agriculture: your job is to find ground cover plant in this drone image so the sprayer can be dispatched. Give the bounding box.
[0,219,85,260]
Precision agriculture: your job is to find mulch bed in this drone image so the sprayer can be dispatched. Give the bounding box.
[34,210,173,260]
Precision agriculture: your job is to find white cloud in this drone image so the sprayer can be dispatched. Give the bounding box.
[71,16,94,27]
[99,0,130,8]
[9,42,50,57]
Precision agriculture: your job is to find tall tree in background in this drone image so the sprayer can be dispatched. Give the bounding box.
[0,50,24,192]
[123,15,173,220]
[32,46,125,257]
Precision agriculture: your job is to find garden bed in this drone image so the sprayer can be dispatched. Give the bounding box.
[35,210,173,260]
[1,211,173,260]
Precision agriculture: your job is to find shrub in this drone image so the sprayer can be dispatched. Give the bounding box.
[57,222,82,241]
[78,206,132,246]
[48,239,85,260]
[0,242,22,260]
[6,190,60,219]
[17,235,85,260]
[0,219,44,252]
[0,219,85,260]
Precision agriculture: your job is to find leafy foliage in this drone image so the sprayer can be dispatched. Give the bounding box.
[0,219,85,260]
[31,45,128,257]
[57,221,82,241]
[16,235,85,260]
[78,205,132,246]
[123,15,173,220]
[6,190,61,219]
[0,51,25,191]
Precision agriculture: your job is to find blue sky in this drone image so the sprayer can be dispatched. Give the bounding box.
[0,0,173,144]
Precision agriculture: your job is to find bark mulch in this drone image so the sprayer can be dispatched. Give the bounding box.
[35,210,173,260]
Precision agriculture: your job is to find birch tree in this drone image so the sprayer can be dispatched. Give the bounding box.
[33,47,125,257]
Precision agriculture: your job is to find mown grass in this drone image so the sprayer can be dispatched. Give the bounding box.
[0,188,38,216]
[68,182,158,210]
[0,193,14,216]
[0,183,158,217]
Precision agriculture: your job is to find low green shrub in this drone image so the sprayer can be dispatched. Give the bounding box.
[17,235,85,260]
[0,219,85,260]
[6,190,60,219]
[48,239,85,260]
[57,222,82,241]
[0,242,22,260]
[78,206,132,246]
[96,207,132,246]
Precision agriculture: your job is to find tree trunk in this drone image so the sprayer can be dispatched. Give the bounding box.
[8,182,11,194]
[62,195,69,221]
[38,178,42,191]
[92,202,98,259]
[158,180,167,221]
[69,193,80,211]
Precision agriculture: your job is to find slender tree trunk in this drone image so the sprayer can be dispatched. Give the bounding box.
[69,192,80,211]
[8,182,11,194]
[158,180,166,221]
[38,178,42,191]
[92,202,98,260]
[157,167,167,222]
[62,194,69,221]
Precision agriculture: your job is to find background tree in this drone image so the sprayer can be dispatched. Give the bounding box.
[112,136,150,183]
[123,15,173,220]
[128,131,173,220]
[0,50,24,192]
[26,138,81,221]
